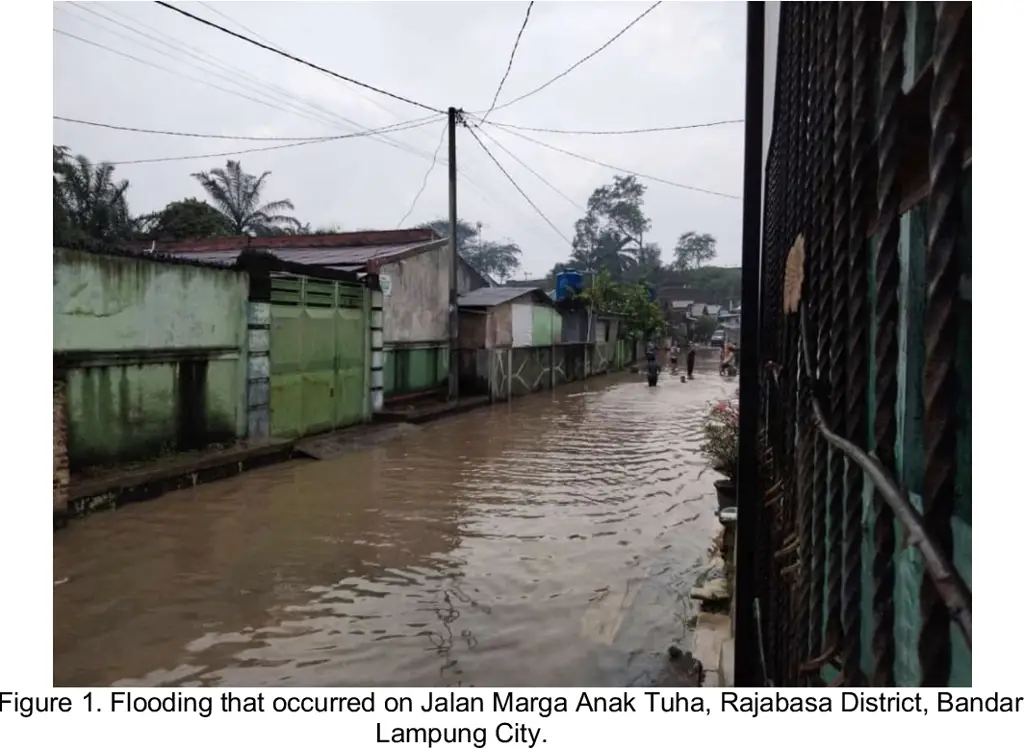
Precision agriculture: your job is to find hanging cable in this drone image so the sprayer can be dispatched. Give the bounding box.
[154,1,444,114]
[105,117,443,165]
[475,118,742,199]
[53,114,429,142]
[486,2,662,115]
[196,1,276,46]
[398,122,449,228]
[471,125,584,211]
[480,2,535,123]
[481,118,745,136]
[463,124,573,247]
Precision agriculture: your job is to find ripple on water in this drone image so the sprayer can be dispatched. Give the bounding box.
[55,368,736,687]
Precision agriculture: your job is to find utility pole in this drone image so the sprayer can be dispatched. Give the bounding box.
[447,107,460,402]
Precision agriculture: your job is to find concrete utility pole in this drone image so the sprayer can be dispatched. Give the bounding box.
[447,107,460,402]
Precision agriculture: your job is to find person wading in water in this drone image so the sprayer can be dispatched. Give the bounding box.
[686,342,697,379]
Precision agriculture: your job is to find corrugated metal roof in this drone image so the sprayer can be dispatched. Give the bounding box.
[160,240,444,270]
[457,286,546,307]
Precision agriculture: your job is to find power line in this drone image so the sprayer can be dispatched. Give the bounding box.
[481,2,535,124]
[154,1,444,114]
[472,125,584,211]
[481,118,745,136]
[194,1,412,127]
[53,114,435,142]
[487,2,662,115]
[196,1,276,47]
[53,24,453,169]
[463,124,573,247]
[398,122,448,228]
[105,117,443,165]
[478,119,742,200]
[59,4,367,132]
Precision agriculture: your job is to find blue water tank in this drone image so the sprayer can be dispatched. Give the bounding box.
[555,270,584,301]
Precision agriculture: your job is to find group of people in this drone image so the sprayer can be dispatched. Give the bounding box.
[646,340,697,379]
[644,339,737,381]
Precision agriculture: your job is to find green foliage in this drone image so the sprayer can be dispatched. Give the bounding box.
[136,198,231,241]
[421,217,522,281]
[579,269,665,341]
[673,231,718,271]
[53,146,135,249]
[191,159,301,236]
[693,314,720,340]
[570,175,651,280]
[680,265,742,300]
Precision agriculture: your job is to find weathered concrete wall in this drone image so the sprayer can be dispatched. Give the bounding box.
[379,245,450,344]
[488,304,513,348]
[485,342,626,400]
[53,373,69,517]
[53,248,249,469]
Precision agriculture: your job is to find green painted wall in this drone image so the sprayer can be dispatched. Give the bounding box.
[531,305,561,347]
[53,248,248,469]
[383,344,449,397]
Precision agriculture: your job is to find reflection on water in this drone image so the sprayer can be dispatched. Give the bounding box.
[54,361,736,687]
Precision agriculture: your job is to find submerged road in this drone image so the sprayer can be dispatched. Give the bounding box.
[54,358,736,687]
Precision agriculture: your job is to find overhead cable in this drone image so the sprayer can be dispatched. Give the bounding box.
[479,119,742,200]
[196,1,276,46]
[480,2,535,123]
[487,2,662,114]
[154,1,444,114]
[105,117,444,165]
[482,118,745,136]
[53,114,437,142]
[463,125,573,247]
[53,26,451,167]
[398,122,449,228]
[472,126,584,211]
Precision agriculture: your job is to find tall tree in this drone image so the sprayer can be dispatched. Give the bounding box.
[421,218,522,281]
[53,149,135,247]
[191,160,301,236]
[136,198,231,242]
[570,175,652,280]
[673,231,718,271]
[625,242,665,285]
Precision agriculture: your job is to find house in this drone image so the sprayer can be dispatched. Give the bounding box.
[456,286,566,398]
[457,286,561,349]
[130,229,492,404]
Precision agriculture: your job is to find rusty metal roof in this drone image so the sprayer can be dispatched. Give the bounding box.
[158,238,445,272]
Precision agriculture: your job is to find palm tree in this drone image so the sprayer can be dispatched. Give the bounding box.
[191,159,302,236]
[54,149,134,247]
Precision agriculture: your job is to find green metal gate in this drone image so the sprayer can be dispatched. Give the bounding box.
[269,275,367,439]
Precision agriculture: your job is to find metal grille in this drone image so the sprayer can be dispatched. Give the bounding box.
[741,1,971,687]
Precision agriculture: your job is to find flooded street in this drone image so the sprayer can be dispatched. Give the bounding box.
[54,361,736,687]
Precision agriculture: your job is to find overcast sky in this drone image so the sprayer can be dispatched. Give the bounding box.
[53,1,746,278]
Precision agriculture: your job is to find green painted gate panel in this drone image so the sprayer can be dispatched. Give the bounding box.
[269,276,367,439]
[335,305,366,428]
[269,288,304,439]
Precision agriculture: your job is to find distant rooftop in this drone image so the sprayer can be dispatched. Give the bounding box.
[122,229,445,273]
[458,286,550,308]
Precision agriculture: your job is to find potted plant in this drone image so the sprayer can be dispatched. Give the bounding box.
[699,399,739,510]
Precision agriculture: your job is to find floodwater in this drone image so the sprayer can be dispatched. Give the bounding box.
[54,356,737,687]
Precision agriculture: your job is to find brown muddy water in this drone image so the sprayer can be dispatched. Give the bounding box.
[54,361,737,687]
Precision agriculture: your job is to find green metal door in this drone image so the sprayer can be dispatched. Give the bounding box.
[269,276,367,439]
[334,283,366,428]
